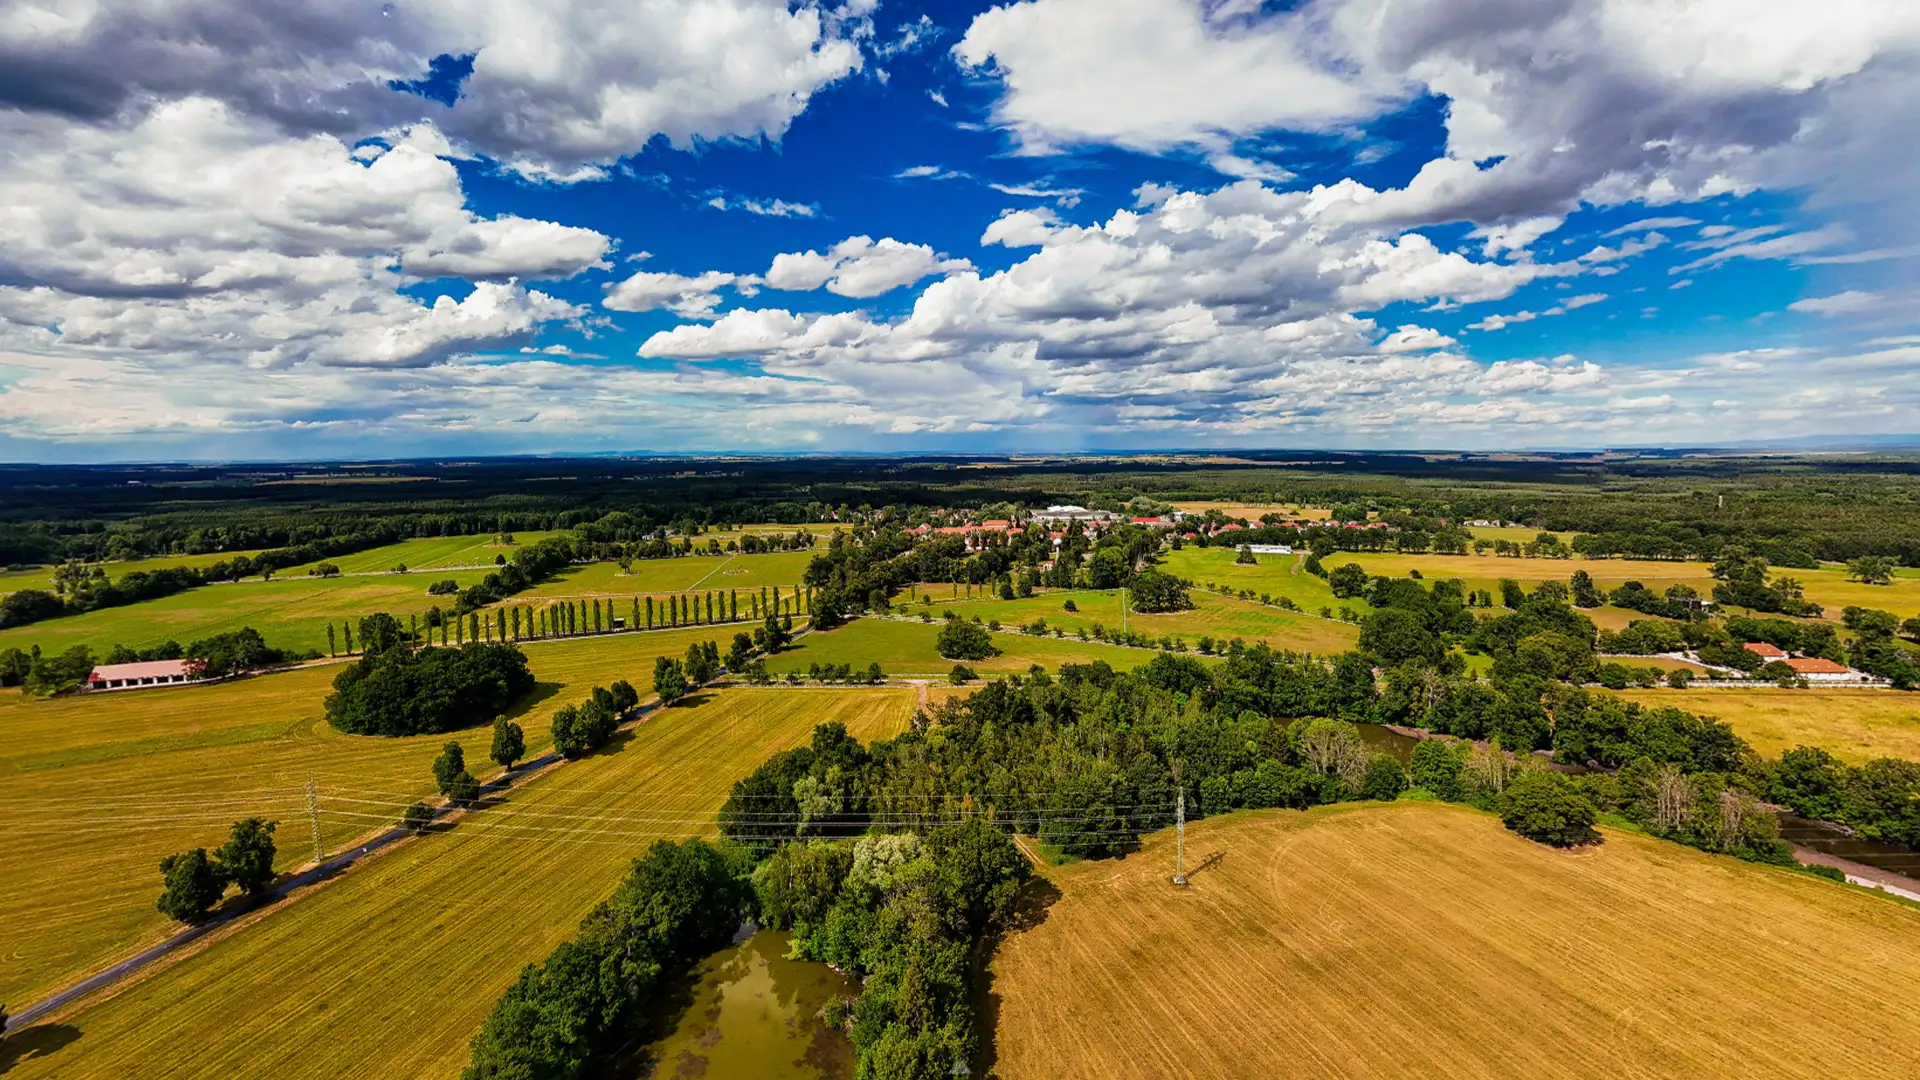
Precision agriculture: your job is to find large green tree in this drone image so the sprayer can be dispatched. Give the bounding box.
[212,817,278,896]
[156,848,225,923]
[1500,770,1600,847]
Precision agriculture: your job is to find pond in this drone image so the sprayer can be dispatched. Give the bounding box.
[1777,814,1920,881]
[622,929,858,1080]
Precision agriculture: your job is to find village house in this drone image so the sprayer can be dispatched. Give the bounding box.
[1783,657,1879,684]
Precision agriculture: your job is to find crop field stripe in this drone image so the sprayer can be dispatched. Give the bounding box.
[0,626,749,1007]
[6,688,914,1080]
[991,801,1920,1080]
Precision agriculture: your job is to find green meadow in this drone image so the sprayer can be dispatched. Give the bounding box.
[0,571,500,657]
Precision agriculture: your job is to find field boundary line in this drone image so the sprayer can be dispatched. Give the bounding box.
[0,682,704,1036]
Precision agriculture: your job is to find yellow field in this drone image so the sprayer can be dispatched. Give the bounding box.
[0,626,738,1008]
[1465,524,1582,543]
[8,688,912,1080]
[1615,688,1920,763]
[991,801,1920,1080]
[1793,566,1920,622]
[1170,502,1326,521]
[1328,551,1715,591]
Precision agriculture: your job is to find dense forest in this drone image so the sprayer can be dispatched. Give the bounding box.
[6,451,1920,568]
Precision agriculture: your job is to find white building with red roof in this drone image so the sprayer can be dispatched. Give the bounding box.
[87,659,207,691]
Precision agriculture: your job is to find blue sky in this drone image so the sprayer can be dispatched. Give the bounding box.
[2,0,1918,460]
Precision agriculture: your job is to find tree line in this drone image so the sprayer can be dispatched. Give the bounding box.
[0,627,304,696]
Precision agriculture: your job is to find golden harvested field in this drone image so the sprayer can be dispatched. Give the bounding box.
[1615,688,1920,763]
[1464,524,1584,543]
[902,587,1359,655]
[1792,566,1920,622]
[1286,552,1920,625]
[9,688,912,1080]
[991,801,1920,1080]
[0,626,735,1007]
[1329,551,1716,591]
[1170,501,1325,521]
[515,549,817,600]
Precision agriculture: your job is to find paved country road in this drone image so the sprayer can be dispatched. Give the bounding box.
[1,704,643,1035]
[2,623,833,1035]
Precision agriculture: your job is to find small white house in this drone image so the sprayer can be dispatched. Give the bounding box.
[1245,544,1294,555]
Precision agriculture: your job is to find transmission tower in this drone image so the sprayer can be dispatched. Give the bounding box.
[306,774,322,864]
[1171,770,1188,887]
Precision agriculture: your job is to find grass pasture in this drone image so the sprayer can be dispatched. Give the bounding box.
[1615,687,1920,763]
[0,570,501,658]
[276,531,565,576]
[7,688,913,1080]
[0,626,739,1008]
[900,587,1360,655]
[765,617,1168,677]
[516,549,817,601]
[0,550,272,595]
[1158,546,1353,615]
[990,801,1920,1080]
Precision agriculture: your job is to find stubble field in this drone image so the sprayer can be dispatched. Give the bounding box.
[1615,687,1920,763]
[7,686,914,1079]
[990,800,1920,1080]
[0,625,742,1008]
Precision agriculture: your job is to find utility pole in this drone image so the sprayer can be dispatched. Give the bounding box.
[1171,765,1188,887]
[306,774,322,864]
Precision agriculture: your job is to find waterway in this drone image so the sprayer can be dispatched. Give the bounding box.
[1778,815,1920,880]
[622,929,857,1080]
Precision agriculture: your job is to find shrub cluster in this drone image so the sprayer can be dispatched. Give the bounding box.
[324,619,534,736]
[551,681,639,758]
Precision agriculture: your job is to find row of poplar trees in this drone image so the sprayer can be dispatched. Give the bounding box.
[325,585,810,656]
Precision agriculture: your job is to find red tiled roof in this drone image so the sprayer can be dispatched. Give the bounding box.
[1785,657,1850,674]
[88,659,195,682]
[1743,642,1787,659]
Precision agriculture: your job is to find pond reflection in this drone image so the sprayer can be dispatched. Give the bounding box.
[626,930,857,1080]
